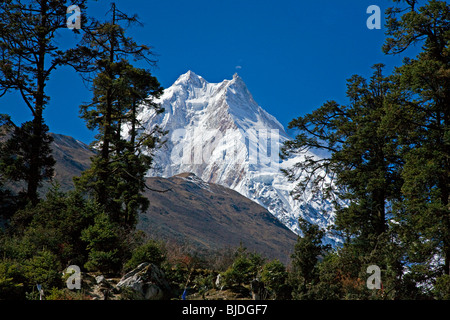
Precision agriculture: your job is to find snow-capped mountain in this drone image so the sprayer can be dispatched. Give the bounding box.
[125,71,337,244]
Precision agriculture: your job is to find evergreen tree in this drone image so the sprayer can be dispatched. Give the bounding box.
[383,0,450,277]
[0,120,55,207]
[73,3,164,228]
[80,211,124,274]
[109,64,164,227]
[290,218,330,299]
[283,65,411,298]
[283,65,403,250]
[261,259,289,299]
[0,0,89,205]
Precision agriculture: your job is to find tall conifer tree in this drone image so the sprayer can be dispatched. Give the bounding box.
[283,65,402,248]
[74,3,164,228]
[0,0,88,205]
[383,0,450,276]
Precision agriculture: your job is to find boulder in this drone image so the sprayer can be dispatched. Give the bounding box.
[116,263,172,300]
[91,274,115,300]
[95,275,106,284]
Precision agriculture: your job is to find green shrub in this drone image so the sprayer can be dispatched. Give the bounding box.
[222,245,266,288]
[84,249,121,274]
[45,287,89,300]
[4,187,94,266]
[124,239,166,271]
[261,259,288,299]
[24,249,62,291]
[81,212,123,274]
[224,256,252,286]
[192,272,216,299]
[0,259,25,299]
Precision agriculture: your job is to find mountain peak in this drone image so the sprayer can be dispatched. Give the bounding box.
[228,71,249,90]
[228,72,247,90]
[174,70,206,87]
[154,71,286,134]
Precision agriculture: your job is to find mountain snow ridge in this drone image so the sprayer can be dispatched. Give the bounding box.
[125,70,338,245]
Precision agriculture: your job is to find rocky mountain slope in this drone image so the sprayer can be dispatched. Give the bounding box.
[50,133,95,191]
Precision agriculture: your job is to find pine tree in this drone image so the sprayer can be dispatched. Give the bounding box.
[74,3,164,228]
[0,0,89,205]
[283,65,403,249]
[110,64,164,227]
[283,65,411,298]
[0,119,55,208]
[290,218,330,299]
[383,0,450,276]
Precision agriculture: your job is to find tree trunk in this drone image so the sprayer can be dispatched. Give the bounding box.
[27,1,48,205]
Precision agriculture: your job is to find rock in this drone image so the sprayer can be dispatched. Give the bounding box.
[215,274,224,290]
[92,275,114,300]
[95,275,105,284]
[116,263,172,300]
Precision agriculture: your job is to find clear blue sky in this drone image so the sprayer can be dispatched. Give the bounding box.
[1,0,421,144]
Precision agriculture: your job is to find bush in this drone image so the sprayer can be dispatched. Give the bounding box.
[0,259,25,299]
[261,259,289,299]
[123,239,166,271]
[223,256,253,287]
[223,249,265,288]
[5,187,94,266]
[23,249,62,291]
[45,287,90,300]
[192,271,216,299]
[81,212,124,274]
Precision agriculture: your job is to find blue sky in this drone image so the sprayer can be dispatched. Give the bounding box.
[1,0,422,144]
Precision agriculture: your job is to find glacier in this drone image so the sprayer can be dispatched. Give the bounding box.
[123,70,339,245]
